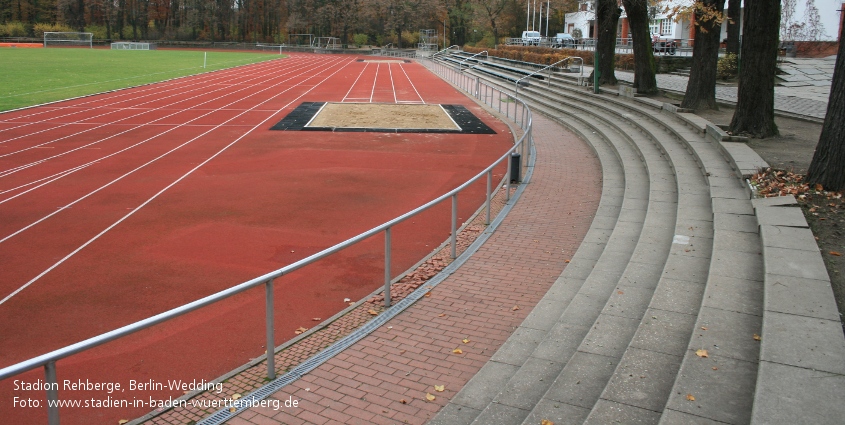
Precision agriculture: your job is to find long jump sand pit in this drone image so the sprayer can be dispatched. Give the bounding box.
[308,103,459,130]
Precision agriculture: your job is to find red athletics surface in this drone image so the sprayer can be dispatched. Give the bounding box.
[0,54,514,424]
[0,43,42,48]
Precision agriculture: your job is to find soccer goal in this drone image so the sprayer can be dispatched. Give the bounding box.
[43,32,93,48]
[313,37,340,49]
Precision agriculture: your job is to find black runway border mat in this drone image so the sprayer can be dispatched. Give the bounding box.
[270,102,496,134]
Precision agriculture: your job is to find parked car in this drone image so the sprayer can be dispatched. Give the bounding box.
[554,33,575,48]
[521,31,541,46]
[652,35,677,55]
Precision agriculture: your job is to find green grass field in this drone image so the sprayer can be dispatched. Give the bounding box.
[0,48,286,111]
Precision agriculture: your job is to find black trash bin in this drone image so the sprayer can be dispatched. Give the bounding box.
[510,152,521,183]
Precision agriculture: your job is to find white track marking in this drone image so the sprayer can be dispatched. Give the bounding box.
[0,56,328,203]
[341,62,370,102]
[0,56,278,101]
[0,57,309,153]
[389,63,397,103]
[0,57,322,180]
[399,63,425,104]
[0,56,355,305]
[370,64,380,103]
[0,59,285,133]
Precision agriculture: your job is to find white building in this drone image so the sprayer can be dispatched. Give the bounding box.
[563,0,843,43]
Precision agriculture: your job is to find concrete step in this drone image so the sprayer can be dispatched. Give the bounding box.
[428,58,844,425]
[428,101,634,425]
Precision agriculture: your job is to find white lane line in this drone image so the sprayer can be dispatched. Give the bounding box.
[389,63,397,103]
[399,63,425,104]
[0,56,328,200]
[0,56,355,306]
[341,61,370,103]
[0,57,322,178]
[0,57,307,151]
[0,59,286,136]
[370,63,379,103]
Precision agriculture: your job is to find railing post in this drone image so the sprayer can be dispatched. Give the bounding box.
[265,279,276,380]
[506,154,512,202]
[475,77,480,98]
[384,227,392,307]
[451,194,458,259]
[45,361,59,425]
[486,170,492,225]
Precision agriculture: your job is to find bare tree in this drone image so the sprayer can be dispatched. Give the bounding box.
[621,0,657,94]
[806,24,845,190]
[725,0,740,54]
[594,0,621,85]
[680,0,727,110]
[729,0,780,138]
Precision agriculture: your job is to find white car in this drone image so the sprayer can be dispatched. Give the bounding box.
[521,31,541,46]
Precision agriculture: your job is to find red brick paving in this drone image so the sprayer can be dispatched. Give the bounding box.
[230,113,602,424]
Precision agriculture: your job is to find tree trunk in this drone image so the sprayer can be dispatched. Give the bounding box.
[596,0,621,85]
[806,24,845,191]
[681,0,726,110]
[726,0,741,55]
[729,0,780,138]
[621,0,657,94]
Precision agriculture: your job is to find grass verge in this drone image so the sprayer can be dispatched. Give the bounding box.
[0,48,284,111]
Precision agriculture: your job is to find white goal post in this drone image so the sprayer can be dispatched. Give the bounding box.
[43,32,93,48]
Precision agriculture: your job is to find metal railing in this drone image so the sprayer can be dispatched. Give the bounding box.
[0,56,533,425]
[431,45,461,58]
[458,50,488,71]
[514,57,574,99]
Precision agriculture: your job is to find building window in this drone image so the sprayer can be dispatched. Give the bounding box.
[649,21,660,35]
[661,19,672,35]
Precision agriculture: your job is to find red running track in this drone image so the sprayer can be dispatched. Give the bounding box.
[0,54,515,424]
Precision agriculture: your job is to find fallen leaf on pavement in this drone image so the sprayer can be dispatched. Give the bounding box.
[452,348,463,354]
[686,394,695,401]
[294,327,307,334]
[368,309,378,315]
[695,349,709,358]
[753,334,762,341]
[426,393,436,401]
[434,385,445,392]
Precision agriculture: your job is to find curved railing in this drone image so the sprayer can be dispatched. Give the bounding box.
[0,55,533,425]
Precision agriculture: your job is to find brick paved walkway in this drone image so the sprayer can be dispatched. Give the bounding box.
[226,114,603,425]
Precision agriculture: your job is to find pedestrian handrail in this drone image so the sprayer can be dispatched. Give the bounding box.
[0,56,533,425]
[458,50,488,71]
[514,58,571,99]
[432,45,461,58]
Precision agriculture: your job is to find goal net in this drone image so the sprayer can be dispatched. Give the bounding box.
[44,32,93,48]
